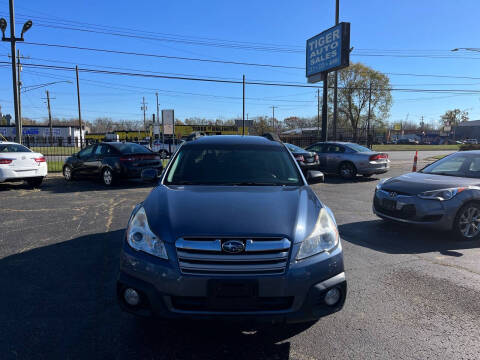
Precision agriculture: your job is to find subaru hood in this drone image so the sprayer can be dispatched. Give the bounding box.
[381,172,480,195]
[142,185,322,244]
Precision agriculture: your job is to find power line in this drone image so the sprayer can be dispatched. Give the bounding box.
[21,41,304,69]
[4,61,480,94]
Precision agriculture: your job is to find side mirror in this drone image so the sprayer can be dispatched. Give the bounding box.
[141,168,158,183]
[306,170,325,184]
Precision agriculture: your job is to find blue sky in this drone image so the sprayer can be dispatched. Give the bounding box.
[1,0,480,126]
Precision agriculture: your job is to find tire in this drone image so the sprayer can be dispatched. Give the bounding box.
[63,165,74,181]
[454,202,480,241]
[338,162,357,180]
[102,168,115,186]
[26,177,44,188]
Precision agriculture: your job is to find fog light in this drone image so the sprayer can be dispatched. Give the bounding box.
[324,287,341,306]
[124,288,140,306]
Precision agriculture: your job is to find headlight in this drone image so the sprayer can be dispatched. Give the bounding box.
[418,187,466,201]
[376,178,390,191]
[297,208,339,260]
[126,206,168,259]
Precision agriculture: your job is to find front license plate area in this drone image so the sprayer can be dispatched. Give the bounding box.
[208,280,258,298]
[382,199,397,211]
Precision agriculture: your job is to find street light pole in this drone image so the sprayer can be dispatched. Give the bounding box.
[1,1,32,144]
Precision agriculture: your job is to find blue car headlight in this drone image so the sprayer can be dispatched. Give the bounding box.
[376,177,390,191]
[417,187,466,201]
[126,206,168,259]
[297,208,339,260]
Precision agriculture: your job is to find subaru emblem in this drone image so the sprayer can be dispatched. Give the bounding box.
[222,240,245,254]
[389,192,397,198]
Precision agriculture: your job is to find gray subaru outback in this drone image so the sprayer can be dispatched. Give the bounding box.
[117,135,346,324]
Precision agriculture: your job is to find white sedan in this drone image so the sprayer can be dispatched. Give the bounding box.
[0,141,47,187]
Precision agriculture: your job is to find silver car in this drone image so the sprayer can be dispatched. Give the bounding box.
[373,151,480,240]
[305,142,390,179]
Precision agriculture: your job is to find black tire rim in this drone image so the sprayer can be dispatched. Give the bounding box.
[340,164,354,178]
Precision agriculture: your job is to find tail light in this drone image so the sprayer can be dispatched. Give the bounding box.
[369,153,388,161]
[314,154,319,162]
[0,158,13,164]
[120,156,135,162]
[295,155,305,162]
[34,157,46,163]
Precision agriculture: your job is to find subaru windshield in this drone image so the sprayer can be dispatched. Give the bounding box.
[164,144,303,186]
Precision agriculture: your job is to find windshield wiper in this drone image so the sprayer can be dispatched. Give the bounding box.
[230,182,284,186]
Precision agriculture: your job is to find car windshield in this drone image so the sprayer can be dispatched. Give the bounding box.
[0,143,32,153]
[421,153,480,178]
[285,143,305,153]
[346,143,372,153]
[165,144,303,186]
[111,143,151,154]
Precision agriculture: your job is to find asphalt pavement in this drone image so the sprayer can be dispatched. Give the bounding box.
[1,150,479,360]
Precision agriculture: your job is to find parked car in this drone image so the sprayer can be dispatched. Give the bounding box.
[117,135,346,324]
[151,138,185,158]
[374,151,480,240]
[397,138,419,145]
[305,142,390,179]
[0,141,47,187]
[63,142,163,186]
[284,143,321,174]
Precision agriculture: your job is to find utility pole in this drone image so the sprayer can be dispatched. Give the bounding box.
[1,2,33,144]
[333,0,339,141]
[270,106,277,132]
[75,66,83,147]
[317,88,321,140]
[16,49,22,141]
[367,82,372,148]
[242,75,245,136]
[45,90,53,144]
[321,75,328,142]
[141,97,147,135]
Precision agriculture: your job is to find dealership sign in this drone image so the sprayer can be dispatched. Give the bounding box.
[306,22,350,82]
[162,109,175,135]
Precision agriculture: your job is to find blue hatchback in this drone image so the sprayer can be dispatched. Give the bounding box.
[117,135,346,324]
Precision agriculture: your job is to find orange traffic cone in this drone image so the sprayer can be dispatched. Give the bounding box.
[412,150,418,172]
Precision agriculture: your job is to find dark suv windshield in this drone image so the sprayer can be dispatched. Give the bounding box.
[165,144,302,186]
[421,152,480,178]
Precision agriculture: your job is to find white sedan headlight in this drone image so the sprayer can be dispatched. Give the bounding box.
[417,187,466,201]
[127,206,168,259]
[297,208,339,260]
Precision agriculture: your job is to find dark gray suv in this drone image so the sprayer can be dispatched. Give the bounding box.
[117,136,346,324]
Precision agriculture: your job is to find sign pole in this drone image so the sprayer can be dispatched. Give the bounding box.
[321,73,328,142]
[333,0,340,141]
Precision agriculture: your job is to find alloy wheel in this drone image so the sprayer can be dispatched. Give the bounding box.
[458,206,480,239]
[64,166,72,180]
[103,169,113,185]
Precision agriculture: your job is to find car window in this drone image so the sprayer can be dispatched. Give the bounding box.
[285,143,304,152]
[111,143,152,154]
[94,145,104,156]
[306,144,325,153]
[0,143,32,152]
[78,145,95,159]
[326,145,345,153]
[346,143,372,153]
[421,154,475,177]
[165,144,302,186]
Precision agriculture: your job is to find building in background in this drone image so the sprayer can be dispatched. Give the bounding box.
[455,120,480,141]
[0,125,86,146]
